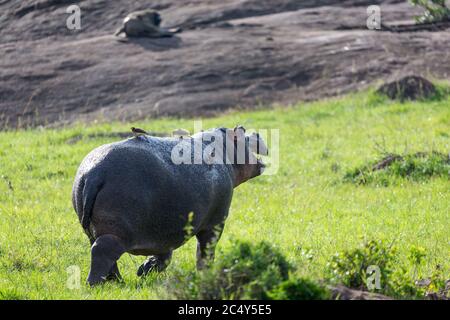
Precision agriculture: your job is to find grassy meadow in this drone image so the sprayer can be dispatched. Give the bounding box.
[0,90,449,299]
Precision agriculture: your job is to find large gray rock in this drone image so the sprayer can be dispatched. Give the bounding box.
[1,0,449,128]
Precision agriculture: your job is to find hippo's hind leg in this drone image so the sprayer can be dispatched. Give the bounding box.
[88,234,126,286]
[137,251,172,277]
[105,262,122,282]
[196,225,224,270]
[87,237,121,282]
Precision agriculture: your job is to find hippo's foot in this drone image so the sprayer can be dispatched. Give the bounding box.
[137,252,172,277]
[196,227,223,270]
[105,262,123,282]
[87,234,126,286]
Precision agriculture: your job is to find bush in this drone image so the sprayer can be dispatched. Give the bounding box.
[167,239,446,300]
[376,76,438,101]
[326,240,449,299]
[326,240,396,291]
[267,278,330,300]
[344,151,450,186]
[168,240,293,300]
[410,0,450,23]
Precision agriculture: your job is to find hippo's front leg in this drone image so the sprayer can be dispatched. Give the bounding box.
[137,251,173,277]
[196,224,224,270]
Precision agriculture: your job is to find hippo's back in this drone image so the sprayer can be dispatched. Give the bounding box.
[73,137,234,253]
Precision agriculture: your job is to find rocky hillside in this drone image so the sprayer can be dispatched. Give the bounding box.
[1,0,449,128]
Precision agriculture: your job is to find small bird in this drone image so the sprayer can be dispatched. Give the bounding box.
[172,128,190,139]
[131,127,148,138]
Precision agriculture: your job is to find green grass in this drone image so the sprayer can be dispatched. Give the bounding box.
[0,90,449,299]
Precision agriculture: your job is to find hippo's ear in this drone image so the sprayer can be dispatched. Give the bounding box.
[234,125,246,134]
[248,132,269,156]
[234,125,246,141]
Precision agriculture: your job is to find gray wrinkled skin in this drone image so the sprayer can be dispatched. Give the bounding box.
[72,127,265,285]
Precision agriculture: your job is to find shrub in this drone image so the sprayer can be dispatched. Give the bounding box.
[167,240,293,300]
[376,76,437,101]
[344,151,450,186]
[408,245,427,266]
[326,240,396,291]
[326,240,449,299]
[267,278,330,300]
[167,239,446,300]
[410,0,450,23]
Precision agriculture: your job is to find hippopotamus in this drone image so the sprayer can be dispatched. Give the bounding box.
[72,126,268,285]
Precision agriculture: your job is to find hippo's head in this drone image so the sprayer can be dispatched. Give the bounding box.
[224,126,268,187]
[190,126,269,186]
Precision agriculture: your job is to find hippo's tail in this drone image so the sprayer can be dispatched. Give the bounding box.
[81,176,103,231]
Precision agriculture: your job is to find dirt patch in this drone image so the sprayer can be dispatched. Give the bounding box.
[345,151,450,185]
[1,0,450,128]
[371,154,404,170]
[372,152,449,171]
[329,285,393,300]
[377,76,438,101]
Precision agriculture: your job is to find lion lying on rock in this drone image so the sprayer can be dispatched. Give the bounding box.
[115,10,182,38]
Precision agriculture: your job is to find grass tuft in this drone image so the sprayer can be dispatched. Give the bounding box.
[344,151,450,186]
[167,240,292,300]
